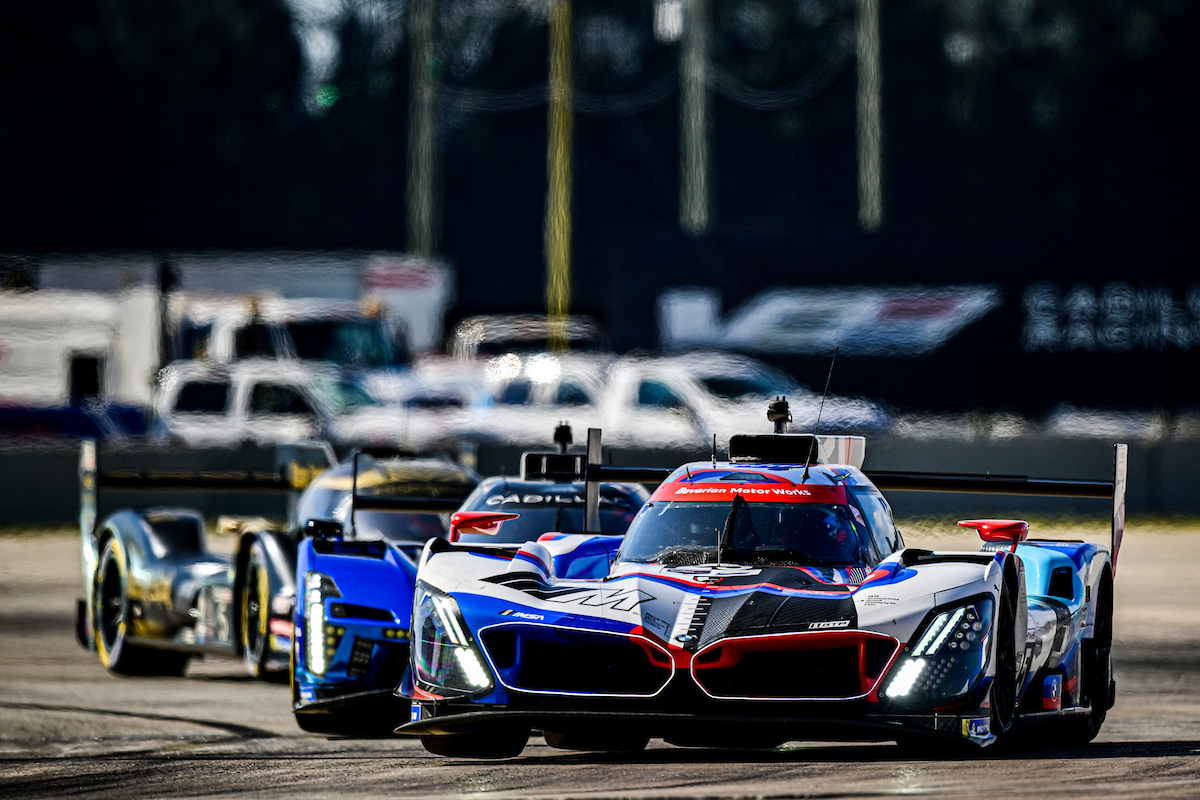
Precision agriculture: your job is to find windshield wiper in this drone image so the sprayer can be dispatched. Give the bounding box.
[718,495,747,565]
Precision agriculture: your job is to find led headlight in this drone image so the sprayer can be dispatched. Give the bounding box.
[304,571,342,677]
[411,582,494,696]
[883,596,994,709]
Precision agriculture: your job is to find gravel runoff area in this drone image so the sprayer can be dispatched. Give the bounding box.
[0,520,1198,799]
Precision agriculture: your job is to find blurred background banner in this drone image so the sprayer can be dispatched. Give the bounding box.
[0,0,1196,521]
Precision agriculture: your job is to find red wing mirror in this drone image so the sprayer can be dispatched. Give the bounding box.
[958,519,1029,551]
[450,511,520,543]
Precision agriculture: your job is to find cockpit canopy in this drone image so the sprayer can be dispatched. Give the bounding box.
[616,467,902,569]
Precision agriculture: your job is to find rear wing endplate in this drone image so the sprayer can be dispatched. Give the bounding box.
[865,443,1129,575]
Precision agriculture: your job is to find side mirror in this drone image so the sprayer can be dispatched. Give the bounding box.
[449,512,520,543]
[958,519,1029,551]
[306,518,344,540]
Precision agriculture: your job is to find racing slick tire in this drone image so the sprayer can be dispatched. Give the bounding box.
[1063,567,1114,744]
[239,539,284,681]
[543,731,650,752]
[420,728,530,758]
[93,537,189,677]
[987,559,1021,745]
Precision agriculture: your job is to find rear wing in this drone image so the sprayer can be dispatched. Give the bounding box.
[347,449,475,536]
[79,438,336,539]
[521,430,1128,576]
[865,443,1128,575]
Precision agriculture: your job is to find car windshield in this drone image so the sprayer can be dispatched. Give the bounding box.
[456,488,642,544]
[698,373,796,401]
[174,381,230,413]
[286,319,400,367]
[617,500,874,567]
[309,378,382,414]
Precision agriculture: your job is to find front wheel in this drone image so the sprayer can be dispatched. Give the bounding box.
[93,538,188,676]
[987,562,1021,746]
[420,728,530,758]
[240,540,282,680]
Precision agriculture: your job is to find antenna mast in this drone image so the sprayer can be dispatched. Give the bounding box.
[802,347,839,481]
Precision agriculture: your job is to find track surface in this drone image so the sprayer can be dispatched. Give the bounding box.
[2,529,1199,799]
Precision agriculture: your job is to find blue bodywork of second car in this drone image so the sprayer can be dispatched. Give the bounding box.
[290,454,478,735]
[291,457,648,735]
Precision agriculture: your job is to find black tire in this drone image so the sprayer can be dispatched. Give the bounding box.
[93,538,188,677]
[988,562,1021,744]
[1064,567,1114,744]
[420,728,530,758]
[240,540,283,680]
[543,731,649,752]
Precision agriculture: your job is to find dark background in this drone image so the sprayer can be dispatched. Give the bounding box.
[2,0,1196,415]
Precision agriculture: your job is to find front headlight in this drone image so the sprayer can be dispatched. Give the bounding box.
[304,571,342,677]
[883,596,994,709]
[411,582,494,696]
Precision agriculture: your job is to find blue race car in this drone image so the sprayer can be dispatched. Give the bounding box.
[397,418,1127,758]
[292,447,648,735]
[292,451,478,734]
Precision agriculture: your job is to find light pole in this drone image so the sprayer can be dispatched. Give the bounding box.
[857,0,883,231]
[407,0,439,256]
[679,0,712,235]
[545,0,574,350]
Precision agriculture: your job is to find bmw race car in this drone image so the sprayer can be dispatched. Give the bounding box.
[291,444,646,734]
[397,421,1127,757]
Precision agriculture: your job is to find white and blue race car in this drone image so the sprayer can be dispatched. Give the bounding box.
[396,423,1127,757]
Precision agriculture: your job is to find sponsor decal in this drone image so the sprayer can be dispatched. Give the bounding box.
[808,619,851,630]
[500,609,546,621]
[651,482,848,504]
[299,686,316,704]
[542,587,654,612]
[962,717,991,743]
[486,493,625,507]
[671,566,761,577]
[643,612,671,635]
[1043,674,1063,710]
[410,702,426,722]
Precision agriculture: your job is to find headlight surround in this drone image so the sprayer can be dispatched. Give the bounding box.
[303,571,342,677]
[882,595,994,709]
[411,582,494,696]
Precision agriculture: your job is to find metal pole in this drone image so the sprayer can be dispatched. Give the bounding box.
[585,428,602,533]
[406,0,439,256]
[545,0,574,350]
[856,0,883,231]
[679,0,712,235]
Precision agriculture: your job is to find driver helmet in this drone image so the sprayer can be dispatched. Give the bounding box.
[781,506,851,547]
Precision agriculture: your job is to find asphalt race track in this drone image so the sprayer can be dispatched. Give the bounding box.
[2,528,1199,799]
